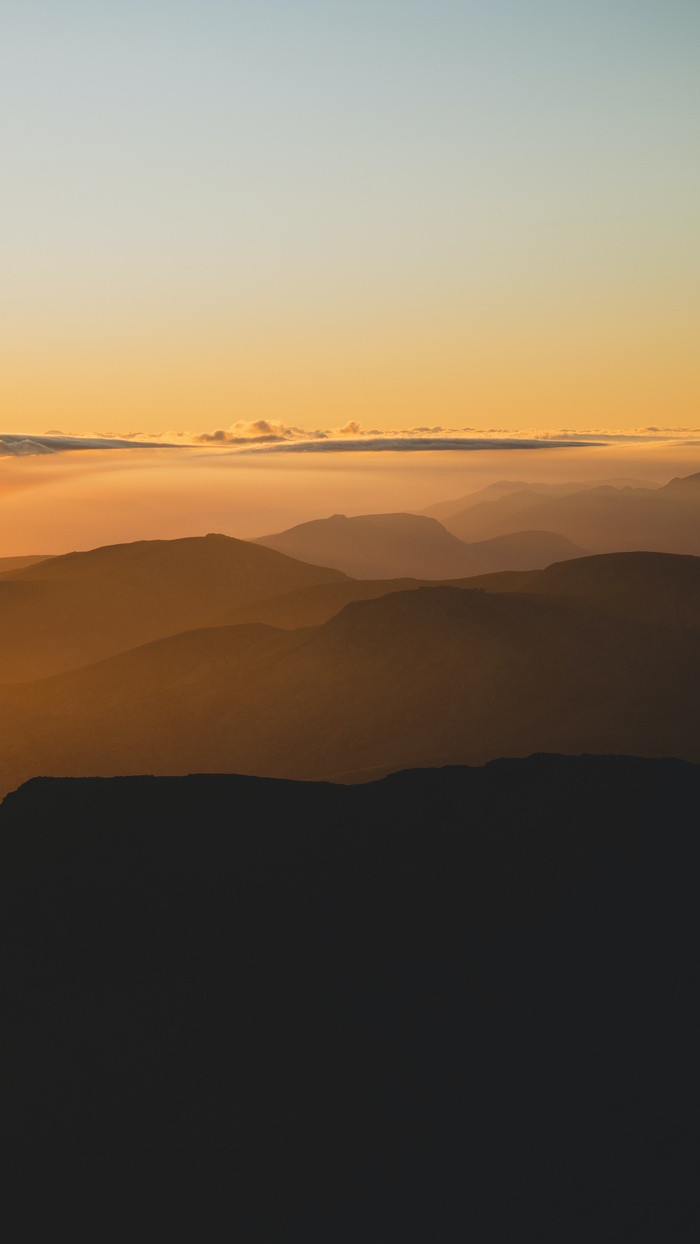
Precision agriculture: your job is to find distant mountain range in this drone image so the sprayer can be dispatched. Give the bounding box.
[0,533,346,681]
[253,473,700,580]
[0,470,698,796]
[0,554,53,573]
[254,512,586,578]
[1,550,698,798]
[422,476,658,520]
[432,472,700,552]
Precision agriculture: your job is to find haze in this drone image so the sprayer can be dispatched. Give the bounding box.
[2,441,700,556]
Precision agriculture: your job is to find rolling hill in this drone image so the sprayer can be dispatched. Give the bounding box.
[0,533,347,682]
[253,511,585,579]
[1,554,698,797]
[0,554,53,573]
[452,551,700,627]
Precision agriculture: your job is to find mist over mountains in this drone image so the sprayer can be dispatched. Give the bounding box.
[433,472,700,552]
[0,470,698,795]
[421,476,658,520]
[254,512,586,579]
[0,551,698,797]
[0,534,345,681]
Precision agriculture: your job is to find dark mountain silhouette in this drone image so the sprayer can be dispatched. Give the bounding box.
[457,551,700,627]
[2,756,700,1240]
[0,554,53,573]
[212,548,700,631]
[254,511,585,579]
[422,476,655,521]
[216,576,436,629]
[2,556,698,796]
[0,533,346,682]
[441,471,700,553]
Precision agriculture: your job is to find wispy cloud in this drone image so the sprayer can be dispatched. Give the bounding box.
[195,423,700,454]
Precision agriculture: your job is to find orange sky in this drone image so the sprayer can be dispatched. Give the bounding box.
[3,292,698,438]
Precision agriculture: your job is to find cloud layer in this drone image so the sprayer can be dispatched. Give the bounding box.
[2,424,700,458]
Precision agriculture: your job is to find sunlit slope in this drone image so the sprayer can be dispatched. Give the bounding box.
[442,472,700,552]
[1,571,698,796]
[0,534,347,682]
[254,512,585,579]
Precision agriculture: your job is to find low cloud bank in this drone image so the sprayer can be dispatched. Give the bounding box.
[0,433,180,456]
[2,424,699,457]
[203,422,700,453]
[236,435,603,453]
[0,438,56,457]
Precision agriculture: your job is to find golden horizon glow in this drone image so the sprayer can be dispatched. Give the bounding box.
[2,3,698,439]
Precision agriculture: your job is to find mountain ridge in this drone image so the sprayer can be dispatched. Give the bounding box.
[1,555,698,796]
[254,511,586,579]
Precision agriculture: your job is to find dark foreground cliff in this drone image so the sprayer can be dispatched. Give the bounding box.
[2,755,699,1241]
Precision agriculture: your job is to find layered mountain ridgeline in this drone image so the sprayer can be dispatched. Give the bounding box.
[1,553,698,798]
[435,471,700,553]
[422,476,657,521]
[210,548,700,631]
[456,551,700,628]
[0,533,347,681]
[0,554,53,573]
[253,512,586,579]
[3,756,700,1239]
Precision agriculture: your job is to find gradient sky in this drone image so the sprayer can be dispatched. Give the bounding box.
[2,1,698,435]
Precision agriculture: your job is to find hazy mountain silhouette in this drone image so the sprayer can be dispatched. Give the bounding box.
[254,511,585,579]
[2,555,698,796]
[3,756,700,1240]
[422,476,656,521]
[459,551,700,626]
[441,471,700,552]
[0,554,53,573]
[0,533,346,682]
[216,576,437,629]
[210,548,699,631]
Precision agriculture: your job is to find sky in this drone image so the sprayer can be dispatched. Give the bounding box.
[2,0,698,438]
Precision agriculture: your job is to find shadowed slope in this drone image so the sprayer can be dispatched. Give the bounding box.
[215,576,435,629]
[1,569,698,796]
[442,472,700,552]
[2,757,700,1240]
[0,533,347,682]
[191,549,700,636]
[254,511,585,579]
[0,554,53,573]
[456,552,700,627]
